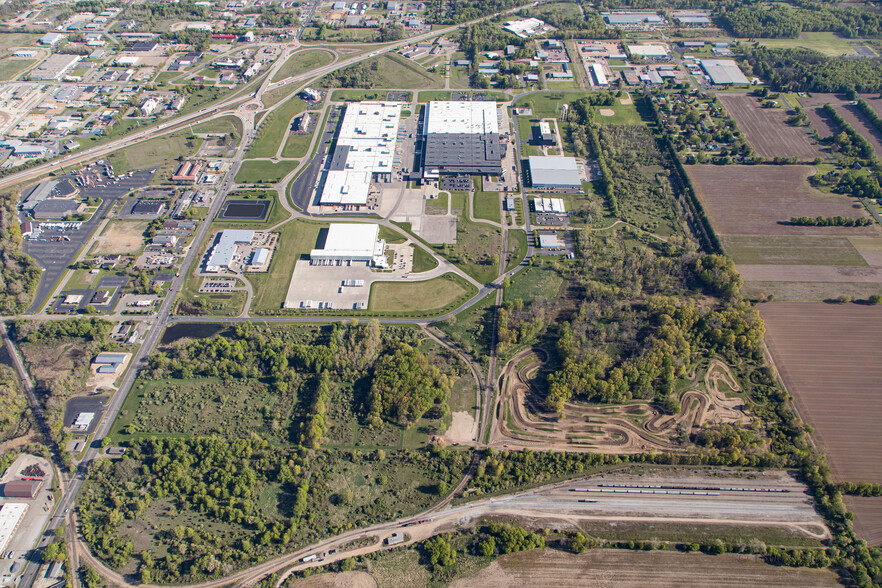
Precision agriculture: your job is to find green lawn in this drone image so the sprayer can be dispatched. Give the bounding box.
[425,192,448,215]
[432,192,501,284]
[505,229,528,273]
[262,84,304,108]
[247,96,308,158]
[749,32,872,57]
[248,219,328,313]
[106,132,200,178]
[369,273,475,313]
[192,115,243,137]
[330,89,404,102]
[418,91,452,102]
[514,92,585,118]
[281,128,312,158]
[271,49,334,82]
[412,245,439,273]
[473,178,501,223]
[235,160,299,184]
[503,263,564,304]
[546,80,581,91]
[325,54,443,89]
[595,103,644,125]
[0,58,35,80]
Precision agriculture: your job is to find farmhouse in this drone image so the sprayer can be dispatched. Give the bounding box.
[205,229,254,272]
[309,223,387,268]
[421,101,504,178]
[528,156,581,191]
[318,102,401,206]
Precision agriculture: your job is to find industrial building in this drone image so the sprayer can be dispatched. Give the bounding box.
[32,199,79,219]
[318,102,402,206]
[532,121,555,145]
[700,59,750,85]
[131,199,166,215]
[309,224,387,268]
[587,62,608,86]
[603,12,666,27]
[39,32,66,45]
[421,101,504,178]
[533,197,566,214]
[93,352,128,374]
[205,229,254,272]
[29,54,82,80]
[1,480,41,499]
[0,503,28,554]
[20,180,77,210]
[538,233,562,249]
[528,156,582,191]
[502,18,554,38]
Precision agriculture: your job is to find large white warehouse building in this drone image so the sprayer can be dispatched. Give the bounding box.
[319,102,402,206]
[310,223,388,268]
[421,101,504,177]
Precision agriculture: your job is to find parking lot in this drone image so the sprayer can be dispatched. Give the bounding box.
[23,169,153,312]
[62,395,109,436]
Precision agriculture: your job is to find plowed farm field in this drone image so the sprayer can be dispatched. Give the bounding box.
[447,549,839,587]
[688,165,874,237]
[844,496,882,546]
[719,94,822,160]
[798,93,882,154]
[760,303,882,485]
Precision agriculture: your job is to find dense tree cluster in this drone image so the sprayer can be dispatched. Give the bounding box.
[719,3,882,39]
[822,104,876,161]
[0,365,27,443]
[833,171,882,200]
[0,193,41,314]
[569,95,619,215]
[12,317,111,344]
[423,0,534,24]
[856,99,882,137]
[744,47,882,93]
[789,215,872,227]
[691,253,743,298]
[837,481,882,497]
[368,343,450,426]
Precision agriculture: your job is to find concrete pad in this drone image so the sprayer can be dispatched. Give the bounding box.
[419,215,457,244]
[284,260,375,310]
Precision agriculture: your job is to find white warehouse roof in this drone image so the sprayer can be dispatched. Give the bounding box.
[528,156,582,188]
[533,197,566,214]
[320,102,402,206]
[424,101,498,135]
[700,59,749,85]
[310,223,387,267]
[206,229,254,272]
[0,503,28,554]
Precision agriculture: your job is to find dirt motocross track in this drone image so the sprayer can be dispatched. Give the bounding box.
[490,349,753,453]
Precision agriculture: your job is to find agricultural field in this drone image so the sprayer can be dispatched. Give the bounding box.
[750,31,874,57]
[718,93,822,160]
[843,496,882,545]
[760,302,882,486]
[799,93,882,155]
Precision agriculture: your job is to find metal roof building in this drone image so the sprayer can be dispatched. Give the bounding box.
[528,156,581,190]
[422,101,504,177]
[319,102,402,206]
[206,230,254,272]
[603,12,664,25]
[310,223,387,268]
[32,199,79,219]
[533,197,566,214]
[1,480,41,498]
[700,59,750,85]
[538,233,561,249]
[0,503,28,554]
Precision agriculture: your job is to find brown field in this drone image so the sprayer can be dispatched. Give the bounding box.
[844,496,882,546]
[287,571,376,588]
[760,303,882,484]
[799,93,882,154]
[688,165,874,237]
[719,94,822,160]
[448,549,839,587]
[742,281,882,302]
[92,220,148,255]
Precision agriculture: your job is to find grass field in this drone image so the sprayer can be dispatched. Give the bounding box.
[412,246,439,273]
[248,219,328,313]
[271,49,334,82]
[418,90,452,102]
[330,89,409,101]
[438,291,496,360]
[281,128,312,158]
[235,160,299,184]
[436,192,501,284]
[595,103,644,125]
[425,192,448,215]
[247,96,308,158]
[750,32,871,56]
[369,273,474,313]
[106,132,198,178]
[191,115,243,137]
[0,58,35,80]
[262,84,304,108]
[514,92,585,118]
[721,235,868,266]
[505,230,528,273]
[503,263,563,304]
[473,178,500,223]
[325,54,442,89]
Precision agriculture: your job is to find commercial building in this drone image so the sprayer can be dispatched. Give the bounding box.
[32,199,79,219]
[1,480,41,498]
[171,161,203,183]
[30,54,82,80]
[39,32,66,45]
[627,43,670,59]
[129,41,158,52]
[603,12,665,27]
[141,97,159,116]
[20,179,62,211]
[528,156,581,191]
[318,102,401,206]
[205,229,254,272]
[588,62,608,86]
[700,59,750,85]
[676,14,712,26]
[533,197,566,214]
[502,18,554,38]
[538,233,561,249]
[309,223,387,268]
[93,352,127,373]
[72,412,94,431]
[251,248,270,266]
[132,199,166,215]
[532,121,555,145]
[0,503,28,554]
[422,101,504,178]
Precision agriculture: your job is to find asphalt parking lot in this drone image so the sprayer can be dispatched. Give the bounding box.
[63,395,109,435]
[291,107,341,211]
[22,169,154,313]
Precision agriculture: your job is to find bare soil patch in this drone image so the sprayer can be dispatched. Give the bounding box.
[688,165,874,237]
[737,264,882,283]
[799,93,882,154]
[760,303,882,484]
[742,281,882,302]
[286,571,377,588]
[448,549,839,587]
[844,496,882,546]
[92,221,148,255]
[444,411,476,444]
[719,94,822,160]
[598,108,615,116]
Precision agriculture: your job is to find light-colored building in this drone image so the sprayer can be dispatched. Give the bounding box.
[205,229,254,272]
[700,59,750,85]
[533,197,566,214]
[319,102,402,206]
[422,101,503,177]
[538,233,561,249]
[39,32,65,45]
[528,156,581,191]
[141,97,159,116]
[502,17,554,38]
[29,54,82,80]
[0,503,28,554]
[309,223,387,268]
[72,412,95,431]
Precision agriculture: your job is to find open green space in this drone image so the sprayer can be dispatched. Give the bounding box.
[324,53,443,89]
[272,49,335,82]
[438,291,496,361]
[503,263,564,304]
[451,65,472,89]
[515,92,586,118]
[721,234,868,266]
[473,178,501,223]
[214,189,290,227]
[281,126,313,158]
[425,192,449,215]
[434,192,501,284]
[302,26,378,41]
[0,59,35,81]
[247,96,308,158]
[595,102,645,125]
[505,230,528,273]
[249,219,328,313]
[235,160,299,184]
[0,33,39,53]
[176,270,247,317]
[261,84,304,108]
[546,80,581,91]
[330,89,411,102]
[412,246,439,273]
[192,115,243,137]
[369,273,475,313]
[749,32,871,57]
[106,132,200,178]
[418,90,452,102]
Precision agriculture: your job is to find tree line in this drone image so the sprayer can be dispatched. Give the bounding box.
[788,215,872,226]
[744,47,882,94]
[822,103,877,161]
[0,192,41,314]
